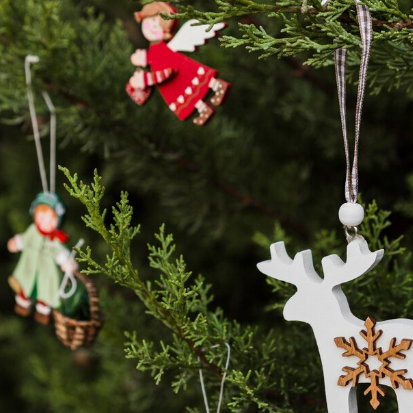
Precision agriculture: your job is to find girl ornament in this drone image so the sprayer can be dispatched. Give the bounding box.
[126,2,230,126]
[8,192,77,325]
[8,56,78,326]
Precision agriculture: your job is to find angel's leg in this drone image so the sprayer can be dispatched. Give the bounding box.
[193,100,215,126]
[209,78,230,106]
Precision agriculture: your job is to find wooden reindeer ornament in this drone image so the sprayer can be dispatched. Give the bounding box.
[256,4,413,411]
[257,238,413,412]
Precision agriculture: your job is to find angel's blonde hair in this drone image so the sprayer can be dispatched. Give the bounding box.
[134,2,178,40]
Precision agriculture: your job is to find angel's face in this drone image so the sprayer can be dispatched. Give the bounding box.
[142,16,165,41]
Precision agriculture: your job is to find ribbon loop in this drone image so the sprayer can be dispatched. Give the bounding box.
[334,5,372,203]
[25,56,58,195]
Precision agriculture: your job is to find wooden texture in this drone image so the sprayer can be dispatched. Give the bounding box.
[257,238,413,413]
[335,317,413,409]
[53,271,103,350]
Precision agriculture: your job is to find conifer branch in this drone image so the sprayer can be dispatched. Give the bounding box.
[171,0,413,78]
[60,167,223,376]
[60,168,317,410]
[180,5,413,29]
[173,0,411,29]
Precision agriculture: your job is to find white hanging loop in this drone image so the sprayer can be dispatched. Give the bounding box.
[24,55,49,193]
[54,239,84,305]
[198,343,231,413]
[42,91,56,194]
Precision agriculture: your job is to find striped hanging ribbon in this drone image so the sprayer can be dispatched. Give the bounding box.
[334,5,372,203]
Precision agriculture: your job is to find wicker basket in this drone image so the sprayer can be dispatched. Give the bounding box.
[53,271,103,350]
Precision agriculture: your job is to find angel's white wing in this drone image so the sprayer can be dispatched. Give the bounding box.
[167,19,226,53]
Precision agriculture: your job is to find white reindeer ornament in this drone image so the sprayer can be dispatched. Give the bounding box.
[258,237,413,412]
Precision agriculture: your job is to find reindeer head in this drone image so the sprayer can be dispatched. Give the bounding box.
[257,238,384,324]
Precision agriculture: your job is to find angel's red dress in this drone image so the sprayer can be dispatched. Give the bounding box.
[147,42,217,120]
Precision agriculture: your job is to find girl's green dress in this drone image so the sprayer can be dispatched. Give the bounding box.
[13,224,69,308]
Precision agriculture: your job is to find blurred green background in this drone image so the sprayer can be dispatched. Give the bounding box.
[2,0,413,412]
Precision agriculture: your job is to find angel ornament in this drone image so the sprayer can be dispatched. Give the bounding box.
[126,2,230,126]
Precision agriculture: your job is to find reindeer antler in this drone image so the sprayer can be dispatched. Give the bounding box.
[322,238,384,287]
[258,239,383,288]
[257,242,322,286]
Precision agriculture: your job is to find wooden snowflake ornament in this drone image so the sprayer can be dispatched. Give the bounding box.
[257,238,413,413]
[336,317,413,409]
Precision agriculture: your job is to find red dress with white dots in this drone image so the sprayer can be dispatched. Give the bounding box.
[147,42,217,120]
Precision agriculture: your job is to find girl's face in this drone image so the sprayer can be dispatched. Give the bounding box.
[141,16,165,41]
[34,205,58,233]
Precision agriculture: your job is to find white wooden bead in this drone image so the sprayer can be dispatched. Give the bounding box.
[338,202,364,227]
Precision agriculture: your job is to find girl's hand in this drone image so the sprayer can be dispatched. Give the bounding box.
[131,49,147,67]
[7,238,17,252]
[60,257,79,273]
[7,235,22,253]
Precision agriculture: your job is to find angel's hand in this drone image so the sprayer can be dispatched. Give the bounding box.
[130,71,145,89]
[131,49,147,67]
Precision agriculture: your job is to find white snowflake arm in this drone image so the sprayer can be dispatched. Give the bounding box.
[167,20,226,53]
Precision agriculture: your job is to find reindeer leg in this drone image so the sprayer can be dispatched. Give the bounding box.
[324,382,358,413]
[395,391,413,413]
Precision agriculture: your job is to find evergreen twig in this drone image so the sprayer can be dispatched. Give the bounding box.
[60,167,223,376]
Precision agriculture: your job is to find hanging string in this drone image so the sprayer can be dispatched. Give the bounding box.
[334,5,372,203]
[42,91,56,193]
[198,343,231,413]
[24,55,49,193]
